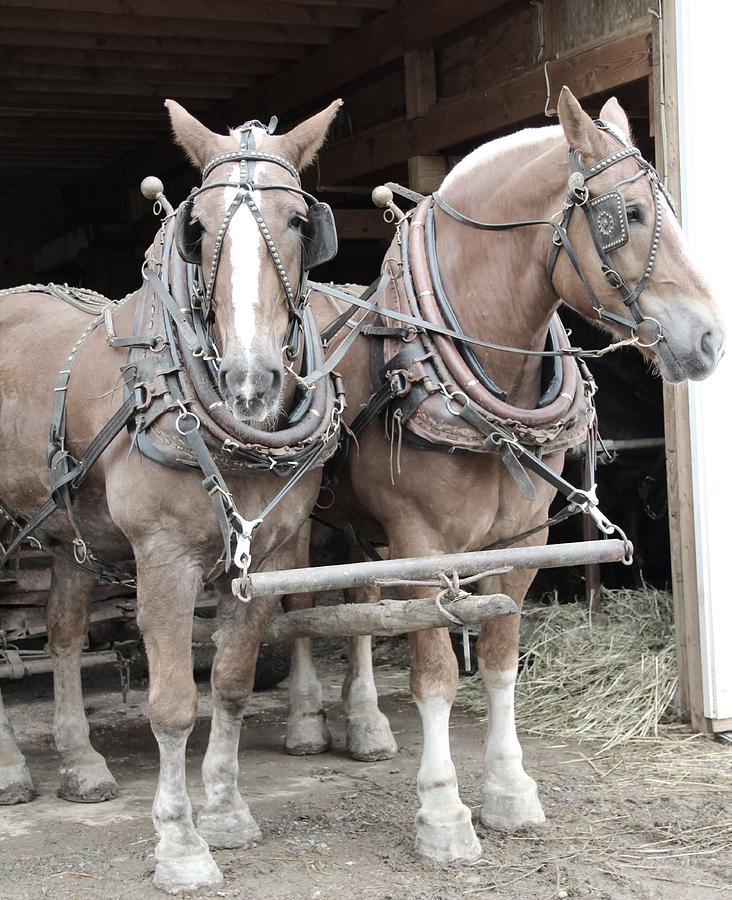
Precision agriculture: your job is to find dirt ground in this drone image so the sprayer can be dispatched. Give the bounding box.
[0,642,730,900]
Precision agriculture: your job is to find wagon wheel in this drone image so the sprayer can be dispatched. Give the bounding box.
[191,639,292,692]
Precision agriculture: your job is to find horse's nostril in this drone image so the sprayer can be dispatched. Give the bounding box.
[700,330,722,366]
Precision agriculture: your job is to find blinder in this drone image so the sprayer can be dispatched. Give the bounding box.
[302,201,338,271]
[176,196,202,265]
[587,191,629,253]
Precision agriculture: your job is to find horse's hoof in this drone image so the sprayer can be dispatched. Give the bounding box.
[414,804,482,863]
[197,805,262,850]
[346,711,398,761]
[285,712,332,756]
[480,781,545,831]
[153,849,223,895]
[58,761,119,803]
[0,762,36,805]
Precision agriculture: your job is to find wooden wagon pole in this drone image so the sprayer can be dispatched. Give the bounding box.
[192,593,516,644]
[238,539,629,598]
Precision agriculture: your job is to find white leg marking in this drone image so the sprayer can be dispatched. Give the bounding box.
[342,636,397,761]
[480,666,545,831]
[413,696,481,863]
[286,638,331,755]
[152,729,222,894]
[198,705,261,849]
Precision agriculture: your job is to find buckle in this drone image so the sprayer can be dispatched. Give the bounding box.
[602,266,623,289]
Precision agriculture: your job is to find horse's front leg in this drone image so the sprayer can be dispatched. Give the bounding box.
[0,688,35,804]
[46,561,118,801]
[476,565,545,831]
[197,585,280,849]
[391,533,481,863]
[136,549,222,894]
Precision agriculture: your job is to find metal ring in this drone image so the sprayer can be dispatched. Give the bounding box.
[635,317,664,348]
[73,538,88,564]
[175,407,201,435]
[150,335,167,352]
[445,390,469,416]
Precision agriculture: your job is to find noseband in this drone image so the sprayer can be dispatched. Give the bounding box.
[176,118,338,359]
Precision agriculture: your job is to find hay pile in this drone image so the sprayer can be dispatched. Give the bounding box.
[460,584,680,751]
[458,585,732,894]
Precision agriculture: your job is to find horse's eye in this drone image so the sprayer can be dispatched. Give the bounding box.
[627,206,644,225]
[289,214,306,230]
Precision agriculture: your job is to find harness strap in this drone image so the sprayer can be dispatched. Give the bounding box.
[304,273,391,386]
[0,394,136,567]
[310,279,607,360]
[144,267,202,354]
[177,417,236,570]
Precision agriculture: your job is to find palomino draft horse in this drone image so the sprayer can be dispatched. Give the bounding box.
[0,99,342,893]
[285,89,724,861]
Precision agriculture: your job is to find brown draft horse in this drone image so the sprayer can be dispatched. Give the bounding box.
[284,89,725,862]
[0,100,340,893]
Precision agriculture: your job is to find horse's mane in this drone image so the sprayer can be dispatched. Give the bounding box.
[441,124,563,192]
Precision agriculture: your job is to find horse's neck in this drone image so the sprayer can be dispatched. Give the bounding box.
[435,133,564,406]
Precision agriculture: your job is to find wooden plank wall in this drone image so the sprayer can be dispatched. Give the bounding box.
[3,0,655,296]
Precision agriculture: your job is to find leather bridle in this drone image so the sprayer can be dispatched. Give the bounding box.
[177,117,337,360]
[546,120,672,343]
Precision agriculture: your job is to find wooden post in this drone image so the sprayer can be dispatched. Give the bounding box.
[651,3,707,731]
[404,46,447,193]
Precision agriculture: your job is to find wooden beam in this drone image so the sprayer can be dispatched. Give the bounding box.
[68,0,512,225]
[404,45,447,193]
[193,594,516,643]
[0,0,372,28]
[0,27,307,59]
[0,47,285,76]
[0,77,239,100]
[0,119,162,137]
[321,24,652,184]
[223,0,511,122]
[333,209,393,241]
[0,62,261,87]
[0,94,208,116]
[0,9,338,45]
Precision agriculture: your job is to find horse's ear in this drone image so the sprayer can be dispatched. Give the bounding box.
[165,99,226,170]
[279,99,343,171]
[599,96,633,143]
[557,86,605,161]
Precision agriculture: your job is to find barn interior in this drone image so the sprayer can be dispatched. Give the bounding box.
[0,0,667,597]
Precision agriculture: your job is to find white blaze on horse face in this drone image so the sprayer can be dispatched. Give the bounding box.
[225,127,266,396]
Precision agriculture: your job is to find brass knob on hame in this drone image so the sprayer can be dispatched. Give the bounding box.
[371,185,394,209]
[140,176,165,200]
